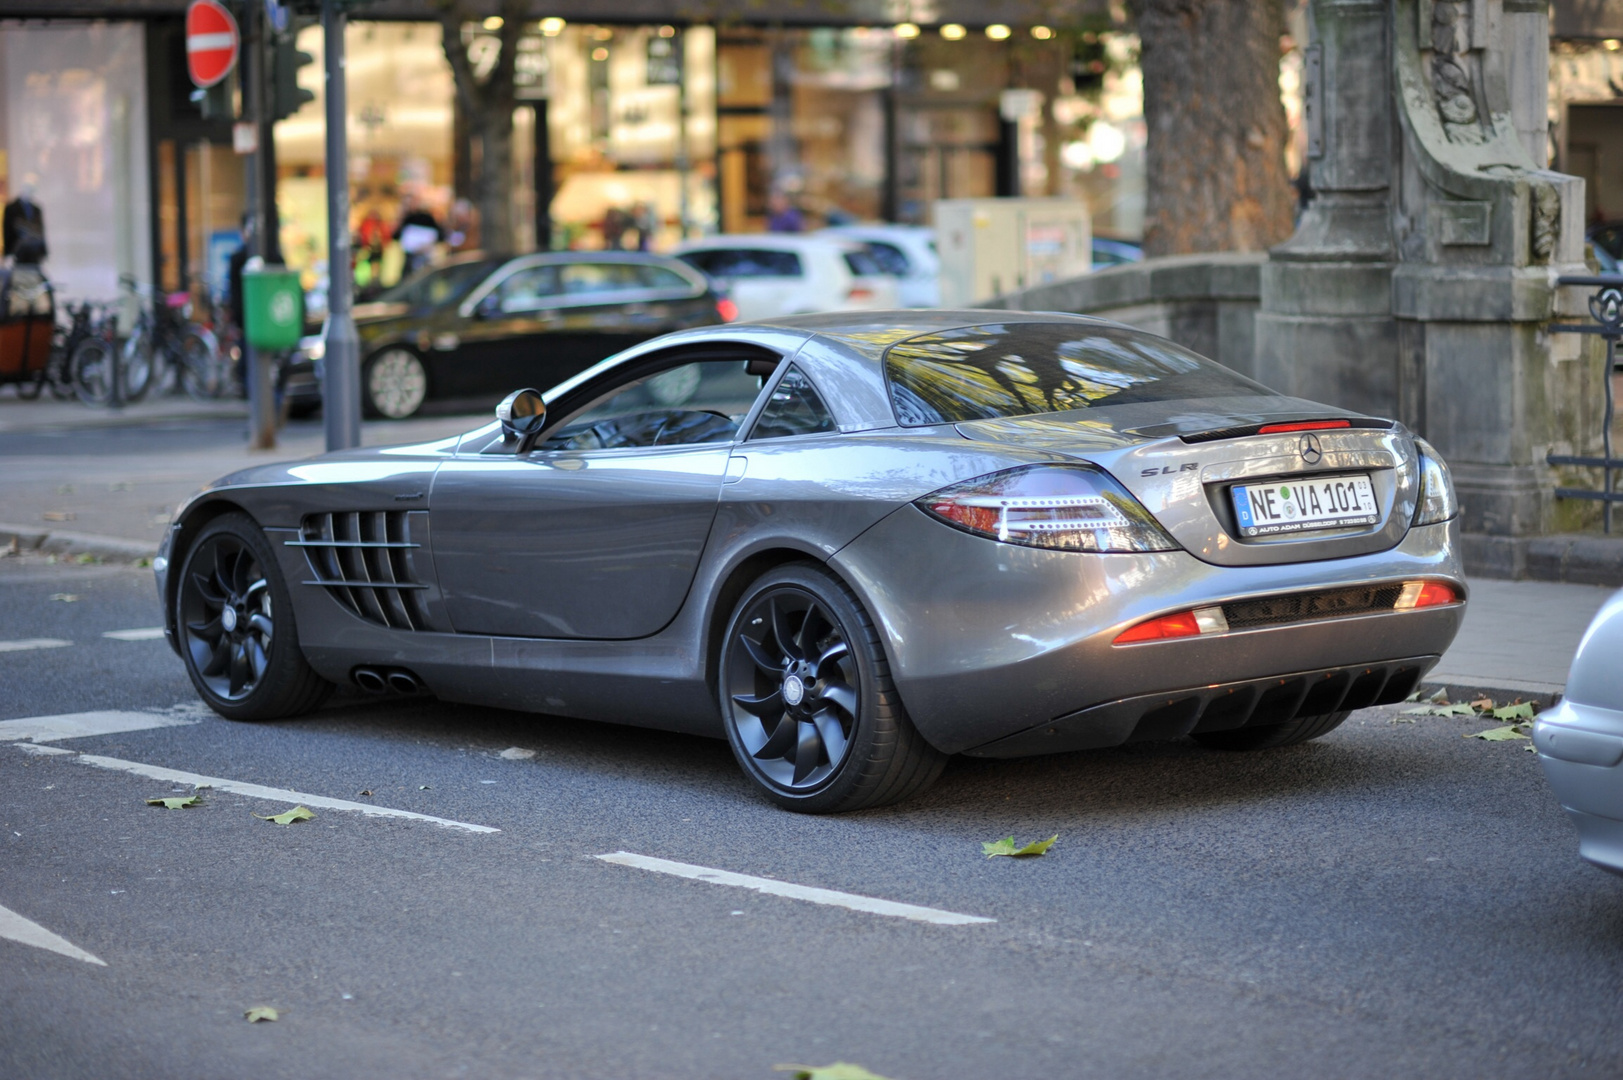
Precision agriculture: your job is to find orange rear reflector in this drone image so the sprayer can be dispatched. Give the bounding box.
[1394,580,1460,610]
[1114,611,1202,644]
[1257,420,1353,435]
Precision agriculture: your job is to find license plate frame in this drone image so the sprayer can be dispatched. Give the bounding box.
[1230,474,1379,538]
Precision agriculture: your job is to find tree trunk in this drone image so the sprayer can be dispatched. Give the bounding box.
[438,1,523,254]
[1134,0,1296,256]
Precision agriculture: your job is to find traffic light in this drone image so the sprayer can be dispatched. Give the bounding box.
[192,77,236,121]
[270,32,316,121]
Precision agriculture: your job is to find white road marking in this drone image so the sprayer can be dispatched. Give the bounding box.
[0,711,197,742]
[102,627,166,641]
[595,851,995,926]
[68,753,500,834]
[0,903,106,966]
[0,638,71,653]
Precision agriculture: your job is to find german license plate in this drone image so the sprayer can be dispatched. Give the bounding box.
[1231,475,1379,537]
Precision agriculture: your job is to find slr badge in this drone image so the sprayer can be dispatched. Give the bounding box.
[1300,433,1323,465]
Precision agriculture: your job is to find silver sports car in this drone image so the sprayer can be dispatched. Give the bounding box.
[1534,589,1623,874]
[156,311,1467,812]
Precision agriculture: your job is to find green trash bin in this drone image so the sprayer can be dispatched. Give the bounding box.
[242,266,305,351]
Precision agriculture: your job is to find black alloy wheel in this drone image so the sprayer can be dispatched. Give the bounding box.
[175,513,331,721]
[720,563,946,813]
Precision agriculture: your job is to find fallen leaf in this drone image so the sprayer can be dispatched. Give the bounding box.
[419,785,431,790]
[42,511,75,522]
[498,747,536,760]
[1493,701,1536,721]
[1402,705,1434,715]
[145,795,201,809]
[982,834,1059,859]
[1427,688,1451,704]
[1469,697,1495,712]
[358,789,373,797]
[1403,690,1423,702]
[1404,703,1476,717]
[48,593,78,603]
[1467,725,1531,742]
[254,806,315,825]
[774,1064,898,1080]
[74,553,97,565]
[244,1006,279,1023]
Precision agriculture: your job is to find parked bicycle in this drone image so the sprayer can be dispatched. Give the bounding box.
[64,301,123,406]
[103,276,222,403]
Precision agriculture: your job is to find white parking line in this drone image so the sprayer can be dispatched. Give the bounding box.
[595,851,995,926]
[0,710,197,742]
[0,903,106,966]
[0,638,71,653]
[102,627,167,641]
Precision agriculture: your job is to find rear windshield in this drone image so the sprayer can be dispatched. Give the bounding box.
[884,322,1275,426]
[678,249,802,278]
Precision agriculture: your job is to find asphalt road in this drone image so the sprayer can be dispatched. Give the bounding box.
[2,550,1621,1079]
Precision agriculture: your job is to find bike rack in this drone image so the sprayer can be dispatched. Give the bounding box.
[1547,274,1623,533]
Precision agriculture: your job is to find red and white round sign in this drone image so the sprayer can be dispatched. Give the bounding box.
[186,0,240,89]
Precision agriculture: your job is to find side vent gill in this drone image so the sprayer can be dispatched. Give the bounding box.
[290,511,430,630]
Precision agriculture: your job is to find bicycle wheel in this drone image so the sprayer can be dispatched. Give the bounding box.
[120,334,153,402]
[176,327,221,401]
[70,337,116,405]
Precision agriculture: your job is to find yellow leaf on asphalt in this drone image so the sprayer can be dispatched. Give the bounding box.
[145,795,201,810]
[254,806,315,825]
[1492,701,1536,721]
[1467,725,1531,742]
[982,834,1059,858]
[244,1006,279,1023]
[775,1064,898,1080]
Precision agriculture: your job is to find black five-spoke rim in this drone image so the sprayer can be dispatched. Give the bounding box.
[725,588,859,792]
[179,534,273,701]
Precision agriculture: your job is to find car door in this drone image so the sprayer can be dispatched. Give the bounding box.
[428,354,773,639]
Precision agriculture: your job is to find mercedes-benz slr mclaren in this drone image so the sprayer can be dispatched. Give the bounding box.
[156,311,1466,812]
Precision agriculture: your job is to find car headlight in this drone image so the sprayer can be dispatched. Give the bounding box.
[298,335,325,362]
[918,464,1181,553]
[1413,437,1458,526]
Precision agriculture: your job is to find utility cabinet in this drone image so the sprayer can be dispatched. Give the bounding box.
[934,197,1091,308]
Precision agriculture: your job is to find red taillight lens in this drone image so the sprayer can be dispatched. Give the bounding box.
[716,298,739,322]
[1257,420,1353,435]
[1115,612,1201,643]
[1394,580,1460,610]
[918,465,1179,553]
[846,287,874,302]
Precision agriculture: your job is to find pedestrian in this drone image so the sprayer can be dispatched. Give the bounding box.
[766,191,804,233]
[395,194,444,277]
[4,179,47,265]
[355,207,389,286]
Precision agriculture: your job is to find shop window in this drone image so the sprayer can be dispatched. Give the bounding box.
[679,249,802,279]
[750,366,837,440]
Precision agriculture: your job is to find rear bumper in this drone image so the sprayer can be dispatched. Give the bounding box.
[966,655,1435,757]
[1535,701,1623,874]
[832,509,1464,755]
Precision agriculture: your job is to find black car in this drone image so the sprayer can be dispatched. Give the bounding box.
[286,251,733,419]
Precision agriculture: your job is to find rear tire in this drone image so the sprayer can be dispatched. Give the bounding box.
[174,513,332,721]
[719,562,946,813]
[1190,710,1350,751]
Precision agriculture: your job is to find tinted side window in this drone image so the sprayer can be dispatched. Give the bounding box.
[540,360,768,451]
[843,249,883,276]
[636,264,697,291]
[751,365,837,440]
[496,265,561,311]
[680,249,802,278]
[862,242,910,276]
[558,262,646,296]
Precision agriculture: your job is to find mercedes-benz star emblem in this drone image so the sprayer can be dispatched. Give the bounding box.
[221,606,238,632]
[1300,433,1323,465]
[783,674,805,707]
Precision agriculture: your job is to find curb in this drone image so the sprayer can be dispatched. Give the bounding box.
[1416,680,1561,710]
[0,522,159,562]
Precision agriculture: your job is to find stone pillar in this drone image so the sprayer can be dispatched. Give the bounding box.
[1254,0,1398,418]
[1258,0,1590,576]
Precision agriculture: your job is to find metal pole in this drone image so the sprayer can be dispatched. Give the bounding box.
[1605,335,1616,534]
[322,0,361,451]
[245,0,277,450]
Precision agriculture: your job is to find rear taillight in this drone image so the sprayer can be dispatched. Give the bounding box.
[716,297,738,322]
[846,287,875,302]
[1115,607,1228,644]
[1412,437,1458,526]
[1394,580,1460,609]
[918,465,1180,553]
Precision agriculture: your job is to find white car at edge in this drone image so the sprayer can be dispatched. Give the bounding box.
[671,234,900,321]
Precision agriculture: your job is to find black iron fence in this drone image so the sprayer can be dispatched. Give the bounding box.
[1548,274,1623,533]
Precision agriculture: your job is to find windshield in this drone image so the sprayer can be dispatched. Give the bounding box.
[884,322,1275,426]
[376,260,494,309]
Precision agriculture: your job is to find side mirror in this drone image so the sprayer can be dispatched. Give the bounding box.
[496,388,547,452]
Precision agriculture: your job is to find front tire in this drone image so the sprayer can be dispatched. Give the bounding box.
[1190,710,1350,751]
[363,347,428,419]
[720,563,945,813]
[175,513,331,721]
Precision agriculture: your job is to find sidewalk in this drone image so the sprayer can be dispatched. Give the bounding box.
[0,392,1615,702]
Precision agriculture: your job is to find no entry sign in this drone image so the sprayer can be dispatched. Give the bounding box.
[186,0,240,89]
